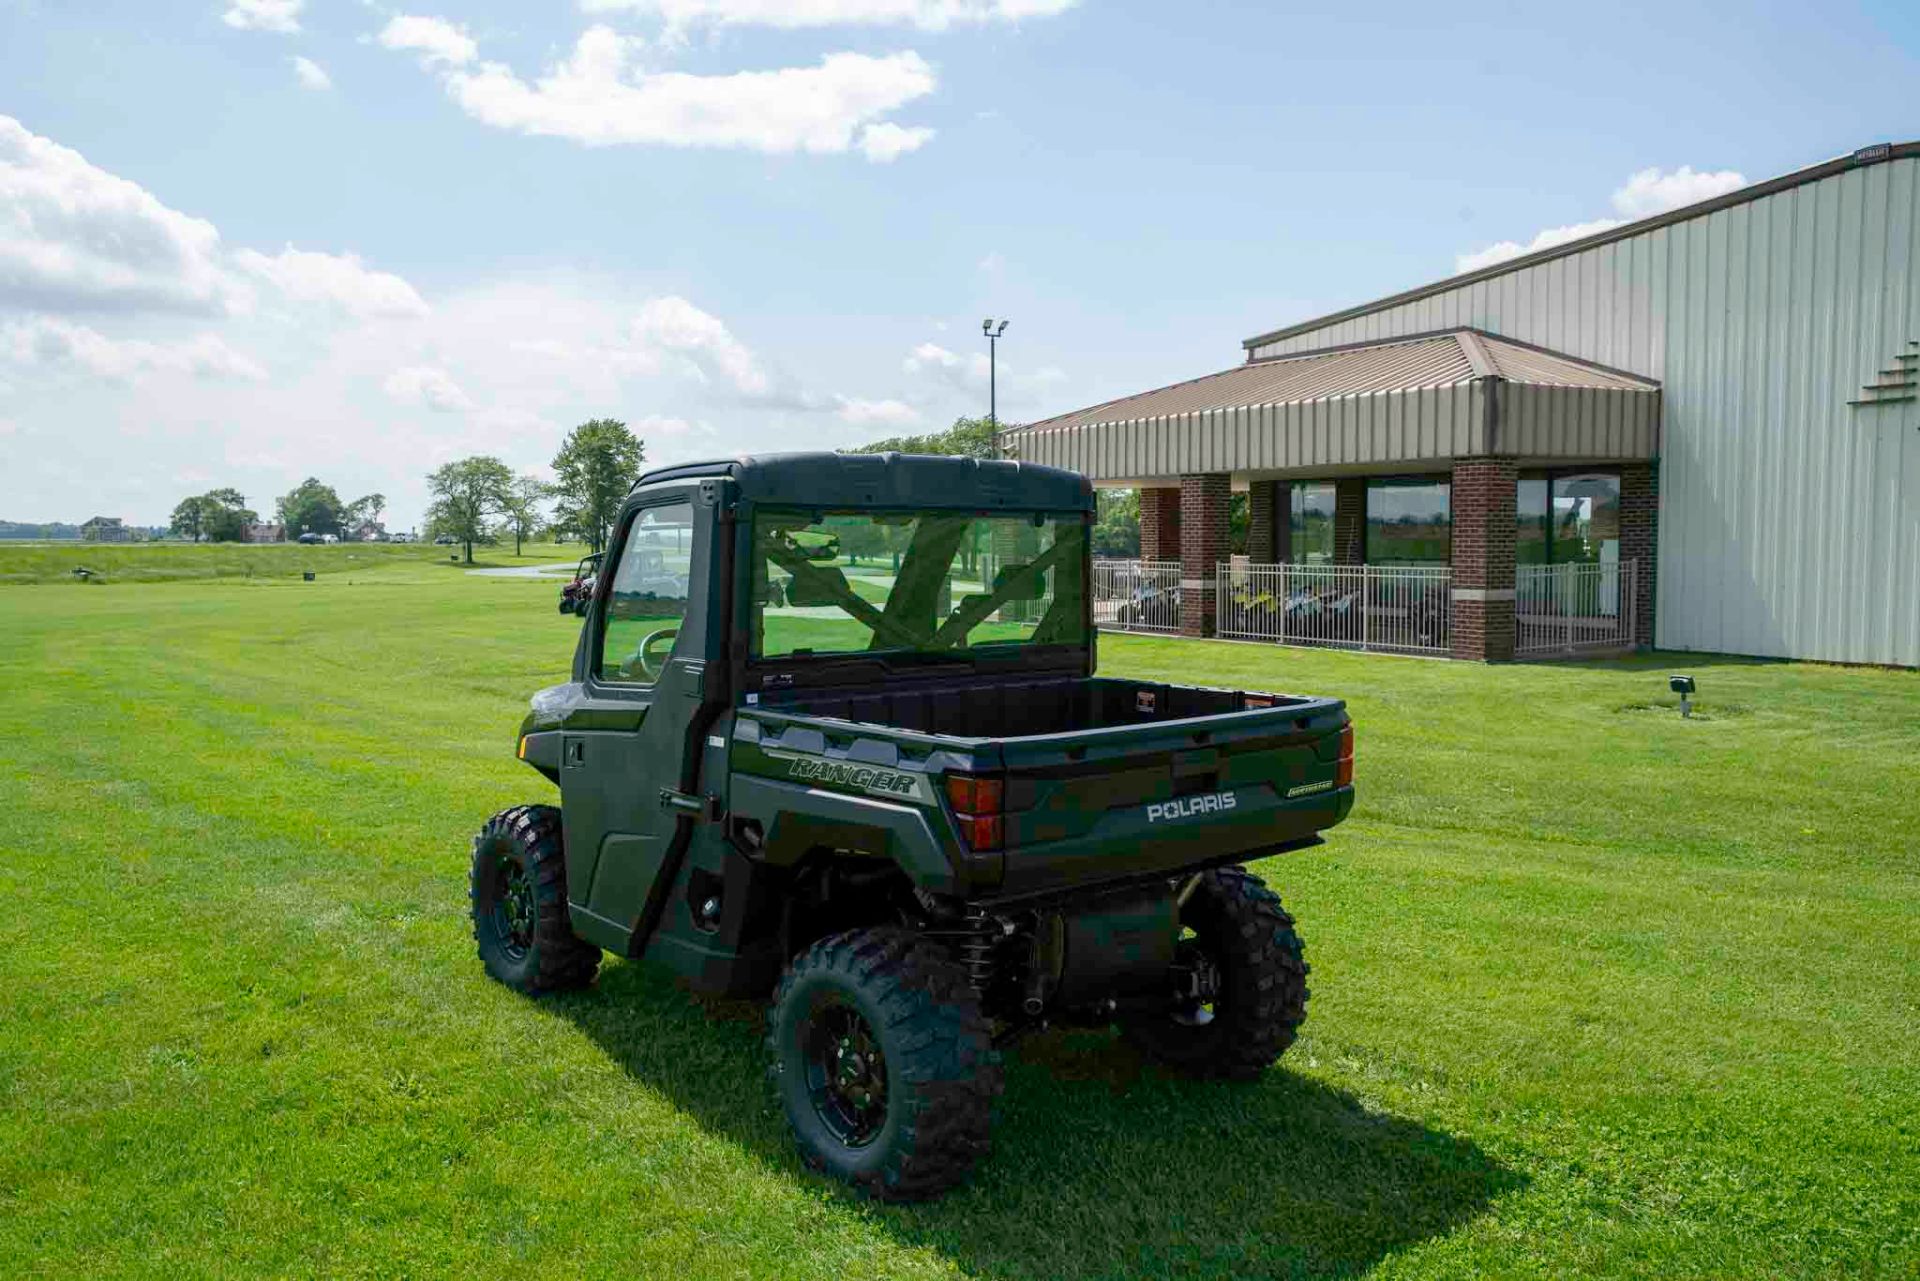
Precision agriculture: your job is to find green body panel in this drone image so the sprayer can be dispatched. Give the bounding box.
[515,453,1353,995]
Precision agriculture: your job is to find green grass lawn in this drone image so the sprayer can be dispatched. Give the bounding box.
[1,561,1916,1278]
[0,539,583,585]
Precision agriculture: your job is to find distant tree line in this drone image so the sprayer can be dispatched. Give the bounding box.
[425,418,647,564]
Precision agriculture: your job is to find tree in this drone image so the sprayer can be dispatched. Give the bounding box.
[170,495,210,543]
[199,488,258,542]
[425,456,514,564]
[501,474,550,557]
[849,415,1000,460]
[551,419,646,553]
[1092,488,1140,558]
[343,492,387,538]
[277,477,345,539]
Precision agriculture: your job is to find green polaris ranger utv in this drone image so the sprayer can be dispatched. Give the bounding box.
[471,452,1354,1200]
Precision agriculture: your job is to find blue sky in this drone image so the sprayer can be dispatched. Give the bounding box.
[2,0,1916,527]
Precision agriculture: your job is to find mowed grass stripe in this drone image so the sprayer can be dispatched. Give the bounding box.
[1,558,1916,1277]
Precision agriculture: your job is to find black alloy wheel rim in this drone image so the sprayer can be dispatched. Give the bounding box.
[491,849,535,961]
[803,997,889,1147]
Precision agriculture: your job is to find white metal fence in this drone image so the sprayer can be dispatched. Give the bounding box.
[1516,560,1638,655]
[1217,563,1453,655]
[1091,559,1183,634]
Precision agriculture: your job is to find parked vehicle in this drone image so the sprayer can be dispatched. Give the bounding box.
[434,534,456,546]
[470,453,1354,1200]
[557,552,603,615]
[296,532,322,545]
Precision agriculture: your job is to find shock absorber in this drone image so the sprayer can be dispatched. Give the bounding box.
[957,909,1001,997]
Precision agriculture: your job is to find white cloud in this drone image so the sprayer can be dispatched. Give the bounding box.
[0,114,234,315]
[1,316,266,382]
[223,0,303,33]
[377,14,479,68]
[631,294,813,404]
[1,115,428,324]
[858,121,934,163]
[385,20,935,160]
[233,247,430,318]
[1611,165,1747,219]
[1456,164,1750,274]
[580,0,1076,31]
[291,55,333,91]
[904,339,987,388]
[836,395,921,426]
[1455,218,1625,275]
[382,364,474,412]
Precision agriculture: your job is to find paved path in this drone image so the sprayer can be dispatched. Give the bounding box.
[465,562,575,578]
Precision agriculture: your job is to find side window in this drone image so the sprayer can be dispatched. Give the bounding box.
[596,501,694,685]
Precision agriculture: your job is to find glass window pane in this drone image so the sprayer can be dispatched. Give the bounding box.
[1365,479,1450,566]
[753,509,1087,661]
[1289,482,1335,564]
[597,502,694,684]
[1517,478,1550,565]
[1549,472,1620,565]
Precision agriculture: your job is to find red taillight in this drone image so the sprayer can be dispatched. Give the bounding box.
[944,774,1003,816]
[945,773,1004,851]
[1335,724,1355,788]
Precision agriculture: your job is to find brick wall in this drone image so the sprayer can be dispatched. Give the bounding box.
[1178,472,1230,636]
[1450,457,1517,661]
[1619,462,1658,648]
[1139,486,1180,562]
[1247,479,1287,563]
[1333,478,1367,565]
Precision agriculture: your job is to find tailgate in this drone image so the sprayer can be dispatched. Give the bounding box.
[993,693,1351,897]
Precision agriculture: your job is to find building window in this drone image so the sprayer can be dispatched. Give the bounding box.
[1290,481,1335,563]
[1366,478,1450,566]
[1517,471,1620,565]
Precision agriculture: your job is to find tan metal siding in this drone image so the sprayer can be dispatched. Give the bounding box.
[1248,158,1920,666]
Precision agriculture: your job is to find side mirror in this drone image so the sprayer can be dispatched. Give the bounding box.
[992,564,1046,602]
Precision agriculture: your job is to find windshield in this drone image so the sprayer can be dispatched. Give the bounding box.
[750,507,1088,661]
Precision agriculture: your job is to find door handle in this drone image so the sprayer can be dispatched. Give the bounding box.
[659,789,719,821]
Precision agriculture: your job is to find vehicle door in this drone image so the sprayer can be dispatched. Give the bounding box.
[560,493,707,952]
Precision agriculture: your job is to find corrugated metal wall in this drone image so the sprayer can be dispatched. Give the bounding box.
[1250,157,1920,666]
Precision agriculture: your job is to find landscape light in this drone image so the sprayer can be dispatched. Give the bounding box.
[1669,674,1696,718]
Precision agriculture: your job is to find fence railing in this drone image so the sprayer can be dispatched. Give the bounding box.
[1091,559,1183,634]
[1516,559,1637,655]
[1217,563,1453,655]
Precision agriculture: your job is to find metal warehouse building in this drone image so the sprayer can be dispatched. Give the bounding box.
[1005,142,1920,665]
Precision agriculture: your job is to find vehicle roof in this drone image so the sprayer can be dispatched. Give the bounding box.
[630,451,1094,513]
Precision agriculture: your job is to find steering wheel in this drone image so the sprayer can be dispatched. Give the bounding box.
[622,626,679,681]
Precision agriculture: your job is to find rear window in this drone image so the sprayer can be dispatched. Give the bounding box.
[750,508,1087,662]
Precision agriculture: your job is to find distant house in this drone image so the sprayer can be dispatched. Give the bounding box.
[80,517,131,543]
[244,523,286,544]
[350,521,386,543]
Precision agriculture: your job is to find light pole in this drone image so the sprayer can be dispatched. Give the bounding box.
[982,318,1009,429]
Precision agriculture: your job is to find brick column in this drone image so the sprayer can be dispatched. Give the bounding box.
[1247,479,1286,564]
[1178,473,1230,637]
[1139,486,1180,562]
[1619,462,1658,649]
[1450,457,1517,661]
[1333,478,1367,566]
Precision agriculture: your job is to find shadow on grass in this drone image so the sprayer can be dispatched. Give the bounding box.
[1525,649,1794,674]
[554,959,1521,1280]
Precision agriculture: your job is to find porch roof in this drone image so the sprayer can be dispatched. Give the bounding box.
[1000,329,1661,483]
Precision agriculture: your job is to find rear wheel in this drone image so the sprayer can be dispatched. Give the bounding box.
[1121,867,1307,1080]
[469,804,599,994]
[767,928,1000,1201]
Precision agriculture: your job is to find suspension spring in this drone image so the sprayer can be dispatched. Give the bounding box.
[957,910,1000,997]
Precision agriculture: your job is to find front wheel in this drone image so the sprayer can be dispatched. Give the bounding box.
[767,928,1001,1201]
[469,804,599,994]
[1121,867,1308,1080]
